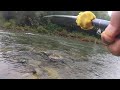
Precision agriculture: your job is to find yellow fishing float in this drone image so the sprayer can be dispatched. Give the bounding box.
[76,11,96,30]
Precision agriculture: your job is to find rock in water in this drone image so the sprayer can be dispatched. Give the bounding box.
[48,53,63,62]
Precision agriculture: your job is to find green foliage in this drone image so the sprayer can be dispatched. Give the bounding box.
[3,22,12,29]
[46,23,61,30]
[9,19,16,25]
[37,26,48,34]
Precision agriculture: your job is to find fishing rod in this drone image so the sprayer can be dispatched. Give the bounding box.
[44,11,110,34]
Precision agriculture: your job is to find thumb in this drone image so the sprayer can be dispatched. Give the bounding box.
[101,24,118,45]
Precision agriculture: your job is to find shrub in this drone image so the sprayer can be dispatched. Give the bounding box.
[3,22,12,29]
[37,25,48,34]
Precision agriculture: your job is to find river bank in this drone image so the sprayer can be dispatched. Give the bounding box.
[0,23,102,45]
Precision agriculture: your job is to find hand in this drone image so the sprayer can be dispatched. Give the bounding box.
[101,11,120,56]
[101,24,120,56]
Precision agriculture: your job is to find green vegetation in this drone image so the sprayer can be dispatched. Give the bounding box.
[0,11,110,44]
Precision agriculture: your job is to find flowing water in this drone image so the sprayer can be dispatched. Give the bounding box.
[0,30,120,79]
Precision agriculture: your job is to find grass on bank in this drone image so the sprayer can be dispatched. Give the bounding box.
[0,19,101,44]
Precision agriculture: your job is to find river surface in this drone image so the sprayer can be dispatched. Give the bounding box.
[0,30,120,79]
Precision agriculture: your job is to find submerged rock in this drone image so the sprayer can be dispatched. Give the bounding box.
[48,54,63,62]
[44,67,61,79]
[40,50,64,62]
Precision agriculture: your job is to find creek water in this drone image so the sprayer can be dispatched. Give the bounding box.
[0,30,120,79]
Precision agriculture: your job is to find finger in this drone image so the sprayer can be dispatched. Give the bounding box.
[107,39,120,56]
[101,23,120,45]
[101,31,115,45]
